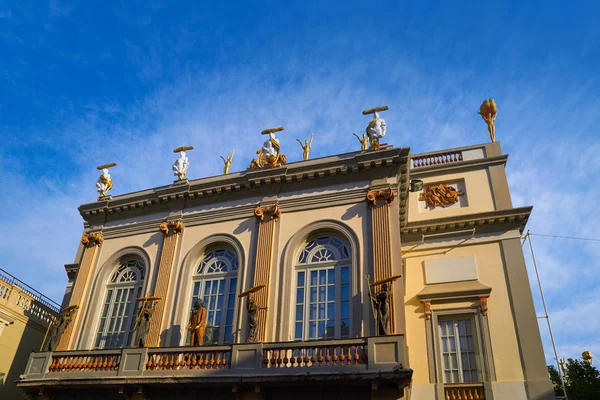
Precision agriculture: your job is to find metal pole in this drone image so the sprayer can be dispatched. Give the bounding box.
[525,230,568,399]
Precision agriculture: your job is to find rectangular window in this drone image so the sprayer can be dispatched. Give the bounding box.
[438,317,479,383]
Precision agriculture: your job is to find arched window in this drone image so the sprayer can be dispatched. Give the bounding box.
[294,236,351,340]
[191,248,238,345]
[94,259,145,349]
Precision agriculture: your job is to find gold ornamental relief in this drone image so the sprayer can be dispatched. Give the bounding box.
[418,184,464,209]
[159,219,184,236]
[254,204,281,222]
[81,232,103,247]
[366,188,395,208]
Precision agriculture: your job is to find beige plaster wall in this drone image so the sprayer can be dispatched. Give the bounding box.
[408,169,495,222]
[403,241,524,384]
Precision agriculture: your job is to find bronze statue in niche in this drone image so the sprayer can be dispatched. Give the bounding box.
[370,283,392,335]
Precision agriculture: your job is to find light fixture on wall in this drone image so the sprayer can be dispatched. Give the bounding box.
[410,180,423,192]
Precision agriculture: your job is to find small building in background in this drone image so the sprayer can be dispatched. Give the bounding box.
[0,269,60,399]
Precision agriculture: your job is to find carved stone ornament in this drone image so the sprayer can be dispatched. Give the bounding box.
[366,188,395,207]
[418,183,464,209]
[479,296,489,315]
[81,232,103,247]
[159,219,184,236]
[422,301,431,320]
[254,204,281,222]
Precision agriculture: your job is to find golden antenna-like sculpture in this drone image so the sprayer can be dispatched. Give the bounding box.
[296,133,314,160]
[220,149,235,174]
[478,99,498,142]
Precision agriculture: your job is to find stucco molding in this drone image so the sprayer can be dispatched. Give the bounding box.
[400,206,532,242]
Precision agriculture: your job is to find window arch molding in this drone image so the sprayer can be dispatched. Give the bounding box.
[168,234,246,346]
[77,246,152,350]
[278,220,361,341]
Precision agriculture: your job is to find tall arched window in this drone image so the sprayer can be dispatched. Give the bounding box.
[294,236,351,340]
[94,259,145,349]
[191,248,238,345]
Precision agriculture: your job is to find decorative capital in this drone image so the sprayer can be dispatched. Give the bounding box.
[254,204,281,222]
[422,301,431,320]
[479,296,489,315]
[81,232,103,247]
[159,219,184,236]
[366,188,395,207]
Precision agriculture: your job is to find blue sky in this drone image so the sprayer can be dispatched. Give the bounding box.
[1,1,599,365]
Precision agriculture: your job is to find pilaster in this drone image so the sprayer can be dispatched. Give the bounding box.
[366,188,397,333]
[251,204,280,342]
[146,220,184,347]
[57,232,103,350]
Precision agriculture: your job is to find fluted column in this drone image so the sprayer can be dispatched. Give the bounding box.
[57,232,103,350]
[251,204,280,342]
[366,188,396,333]
[146,220,184,347]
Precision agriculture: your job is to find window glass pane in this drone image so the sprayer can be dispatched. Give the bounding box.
[341,267,349,283]
[341,302,349,318]
[341,284,349,301]
[295,322,303,340]
[296,305,304,320]
[327,285,335,301]
[326,320,335,338]
[319,270,326,285]
[296,288,304,304]
[297,271,305,287]
[327,270,335,284]
[309,304,317,320]
[327,303,335,318]
[310,271,318,286]
[341,319,349,337]
[309,322,316,338]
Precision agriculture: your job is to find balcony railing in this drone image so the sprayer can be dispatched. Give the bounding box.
[146,346,231,371]
[411,150,463,169]
[263,338,367,368]
[444,383,486,400]
[21,335,407,382]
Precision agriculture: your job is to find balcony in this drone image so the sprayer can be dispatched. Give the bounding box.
[18,335,412,398]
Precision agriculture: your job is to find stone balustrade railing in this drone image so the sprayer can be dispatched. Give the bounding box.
[21,335,405,381]
[262,338,367,368]
[49,351,121,373]
[444,383,486,400]
[146,347,231,371]
[411,150,464,168]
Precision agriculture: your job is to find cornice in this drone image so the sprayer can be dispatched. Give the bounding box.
[409,155,508,178]
[400,206,532,242]
[78,146,411,222]
[99,187,378,239]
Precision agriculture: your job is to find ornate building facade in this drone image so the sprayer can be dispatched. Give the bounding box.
[18,141,554,399]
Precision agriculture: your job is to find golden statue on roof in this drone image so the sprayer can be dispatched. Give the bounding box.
[296,133,314,161]
[220,149,235,174]
[478,99,498,142]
